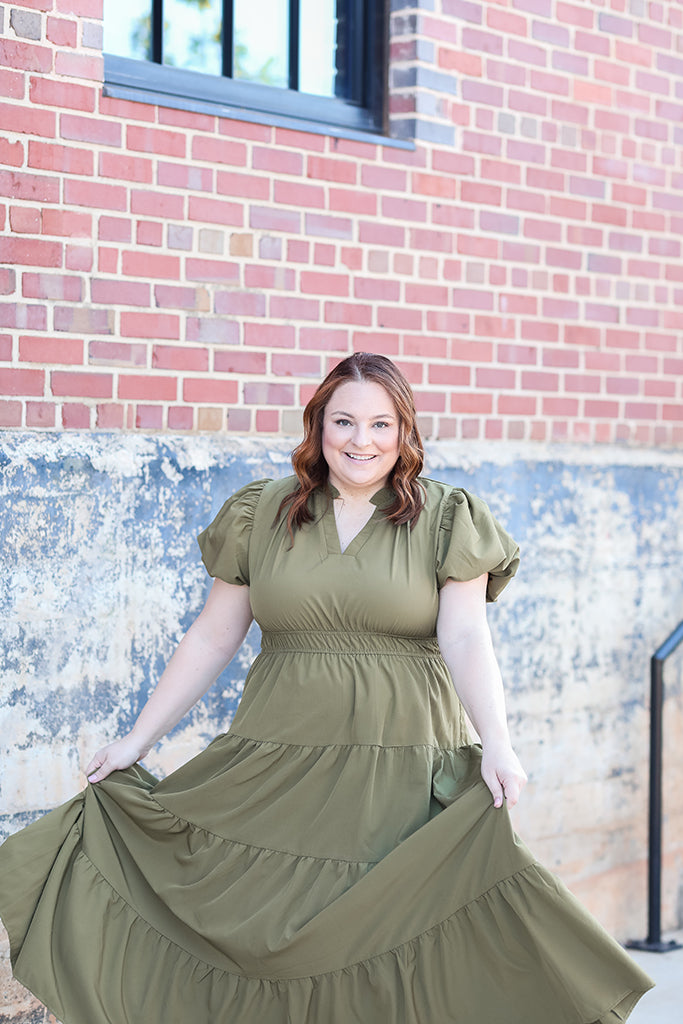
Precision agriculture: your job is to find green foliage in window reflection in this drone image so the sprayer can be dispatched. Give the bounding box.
[129,0,282,84]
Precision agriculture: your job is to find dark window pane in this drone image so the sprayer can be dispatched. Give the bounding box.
[103,0,153,61]
[163,0,223,75]
[233,0,289,88]
[299,0,339,98]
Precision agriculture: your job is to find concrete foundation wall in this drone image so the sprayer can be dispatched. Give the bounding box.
[1,433,682,1017]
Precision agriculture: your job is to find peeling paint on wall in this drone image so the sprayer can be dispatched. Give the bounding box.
[1,434,682,951]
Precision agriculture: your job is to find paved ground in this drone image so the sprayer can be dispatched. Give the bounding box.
[625,931,683,1023]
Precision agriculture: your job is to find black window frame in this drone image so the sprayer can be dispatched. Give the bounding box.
[103,0,392,142]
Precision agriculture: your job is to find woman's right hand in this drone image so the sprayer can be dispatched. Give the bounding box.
[85,734,149,784]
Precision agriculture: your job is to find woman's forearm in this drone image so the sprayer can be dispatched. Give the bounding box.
[437,625,512,748]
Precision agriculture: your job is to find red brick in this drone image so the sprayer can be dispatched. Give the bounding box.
[10,206,41,233]
[0,400,22,425]
[63,178,126,211]
[214,351,268,375]
[122,251,180,280]
[1,169,60,204]
[352,278,401,302]
[158,161,214,191]
[404,282,449,306]
[244,266,295,290]
[0,367,44,395]
[257,178,313,213]
[359,221,405,247]
[60,113,121,146]
[167,406,194,430]
[0,100,55,138]
[152,345,209,372]
[328,187,377,216]
[0,38,52,73]
[117,375,177,401]
[307,155,357,184]
[0,68,26,99]
[249,206,300,233]
[61,402,91,428]
[51,370,112,398]
[252,147,303,176]
[65,244,93,271]
[47,16,78,46]
[186,258,240,283]
[0,137,24,167]
[462,130,503,156]
[214,291,266,317]
[271,353,322,378]
[132,405,163,430]
[25,400,56,427]
[89,341,147,366]
[305,212,353,240]
[326,302,373,326]
[99,152,153,184]
[31,75,97,113]
[243,381,295,405]
[155,284,206,309]
[299,271,349,297]
[244,322,295,348]
[27,140,92,176]
[92,278,149,310]
[217,170,270,200]
[275,127,326,153]
[41,209,91,238]
[192,135,247,166]
[268,296,319,320]
[135,220,162,247]
[22,272,82,301]
[127,125,186,157]
[184,378,239,403]
[462,26,504,54]
[20,335,83,364]
[121,312,180,340]
[300,327,348,351]
[4,237,62,267]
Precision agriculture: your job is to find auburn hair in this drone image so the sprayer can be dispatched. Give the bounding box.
[278,352,425,536]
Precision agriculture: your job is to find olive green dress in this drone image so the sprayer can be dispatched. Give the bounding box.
[0,476,653,1024]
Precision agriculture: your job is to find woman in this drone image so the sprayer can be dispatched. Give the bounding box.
[0,353,652,1023]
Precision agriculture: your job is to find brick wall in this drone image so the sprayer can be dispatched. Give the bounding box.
[2,0,683,443]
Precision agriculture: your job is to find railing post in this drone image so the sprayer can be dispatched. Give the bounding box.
[627,620,683,954]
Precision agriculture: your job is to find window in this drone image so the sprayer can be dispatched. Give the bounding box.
[103,0,388,139]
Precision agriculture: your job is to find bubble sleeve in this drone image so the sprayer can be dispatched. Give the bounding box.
[197,478,269,586]
[435,487,520,602]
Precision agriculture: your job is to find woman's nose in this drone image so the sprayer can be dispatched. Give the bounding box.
[352,424,371,446]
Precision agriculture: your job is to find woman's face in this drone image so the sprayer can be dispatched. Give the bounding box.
[321,380,401,498]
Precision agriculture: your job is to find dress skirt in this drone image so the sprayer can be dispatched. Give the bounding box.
[0,476,654,1023]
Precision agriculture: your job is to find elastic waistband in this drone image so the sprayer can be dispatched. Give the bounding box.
[259,630,441,658]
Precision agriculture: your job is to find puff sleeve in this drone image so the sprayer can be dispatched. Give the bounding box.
[197,479,269,586]
[435,488,520,602]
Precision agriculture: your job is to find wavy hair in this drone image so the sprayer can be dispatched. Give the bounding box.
[278,352,425,536]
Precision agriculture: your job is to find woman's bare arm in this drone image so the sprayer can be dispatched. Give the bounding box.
[436,573,527,807]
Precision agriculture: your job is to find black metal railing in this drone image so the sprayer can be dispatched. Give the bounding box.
[627,620,683,953]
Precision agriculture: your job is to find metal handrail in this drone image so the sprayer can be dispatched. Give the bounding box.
[627,620,683,953]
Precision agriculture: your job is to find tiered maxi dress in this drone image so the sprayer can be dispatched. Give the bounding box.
[0,476,653,1024]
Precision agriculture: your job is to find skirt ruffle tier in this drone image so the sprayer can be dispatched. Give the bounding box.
[0,739,653,1024]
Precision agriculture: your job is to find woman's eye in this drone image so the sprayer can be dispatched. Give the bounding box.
[334,418,351,427]
[374,421,389,428]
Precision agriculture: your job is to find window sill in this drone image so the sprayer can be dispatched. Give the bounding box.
[104,55,413,149]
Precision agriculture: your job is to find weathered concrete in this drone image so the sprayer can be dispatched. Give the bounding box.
[1,434,682,1019]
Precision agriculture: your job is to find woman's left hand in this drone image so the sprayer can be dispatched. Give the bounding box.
[480,741,528,808]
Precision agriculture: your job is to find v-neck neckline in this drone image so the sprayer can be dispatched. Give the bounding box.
[316,484,392,558]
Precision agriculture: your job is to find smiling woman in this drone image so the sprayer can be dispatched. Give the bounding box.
[0,354,653,1024]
